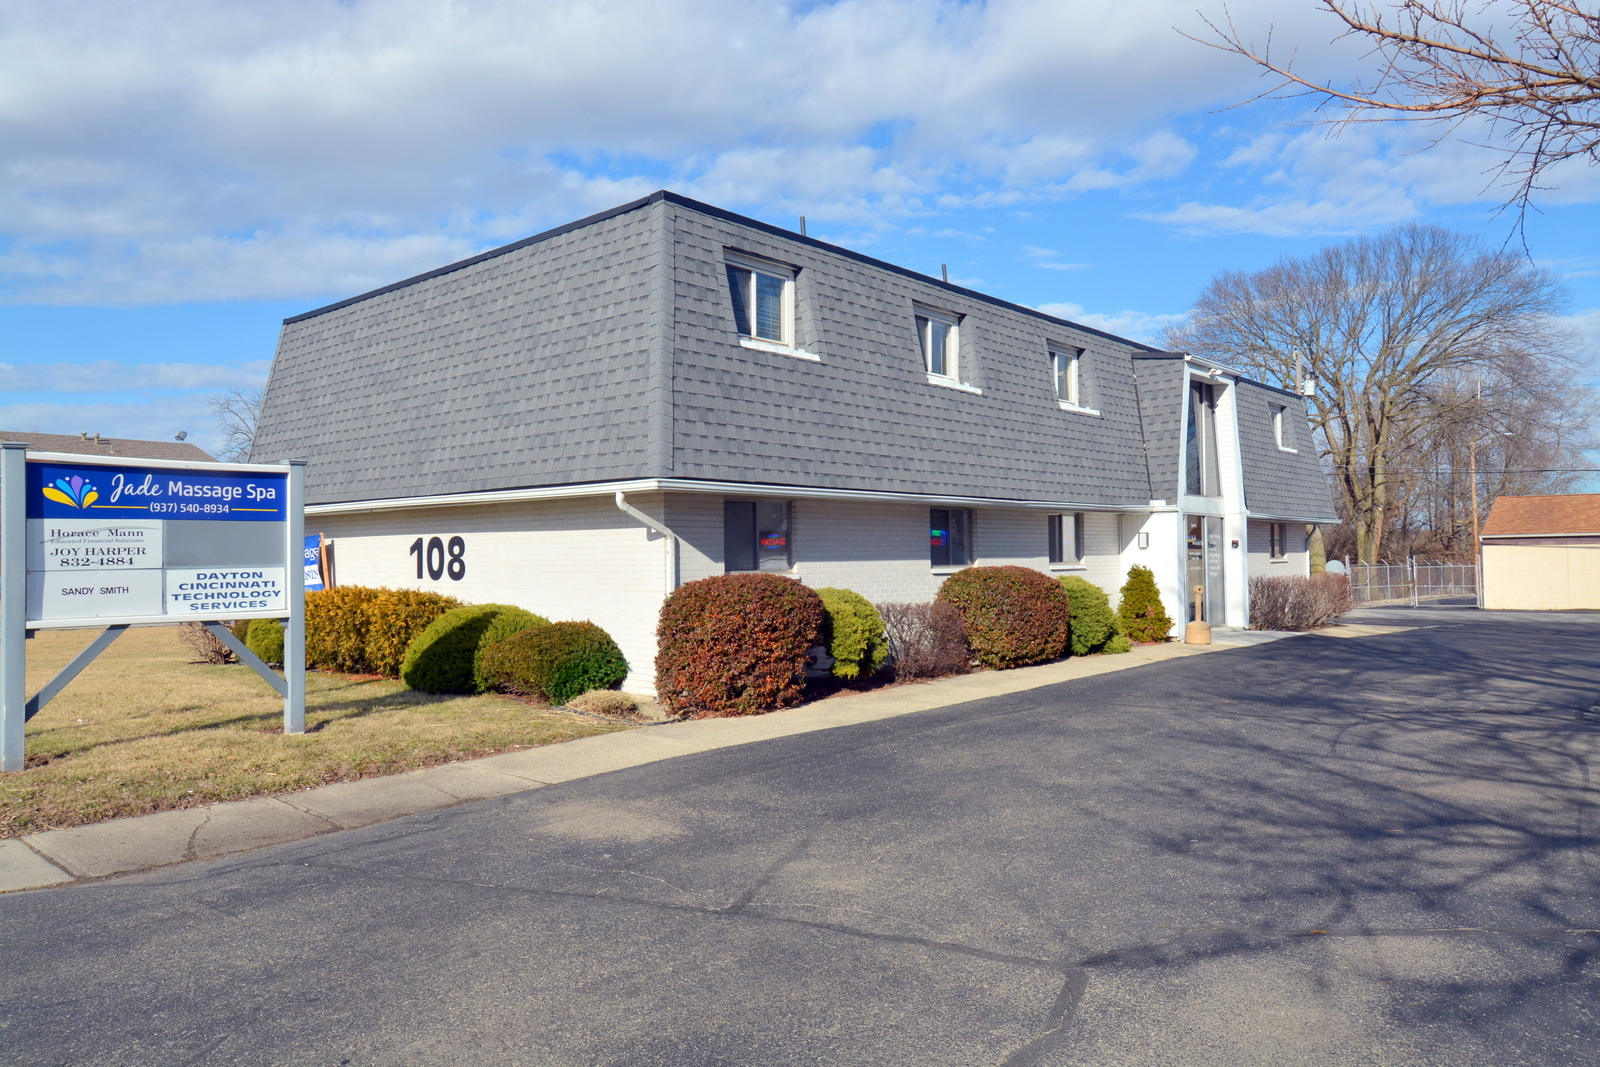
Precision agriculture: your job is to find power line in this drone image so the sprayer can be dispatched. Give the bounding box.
[1322,467,1598,474]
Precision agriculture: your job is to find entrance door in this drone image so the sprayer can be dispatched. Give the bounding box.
[1185,516,1226,623]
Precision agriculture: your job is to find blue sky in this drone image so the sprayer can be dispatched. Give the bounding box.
[3,0,1597,456]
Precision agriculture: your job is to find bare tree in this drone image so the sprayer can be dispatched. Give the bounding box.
[1195,2,1600,214]
[210,386,262,462]
[1392,362,1598,556]
[1168,223,1577,562]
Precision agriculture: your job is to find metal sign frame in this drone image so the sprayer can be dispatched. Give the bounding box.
[1,443,308,772]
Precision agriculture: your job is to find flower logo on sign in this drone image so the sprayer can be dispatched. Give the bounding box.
[42,475,98,509]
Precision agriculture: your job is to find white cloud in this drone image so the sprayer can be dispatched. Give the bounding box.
[1560,308,1600,362]
[0,360,269,393]
[1021,247,1092,272]
[1037,302,1188,346]
[1064,130,1197,192]
[0,0,1334,303]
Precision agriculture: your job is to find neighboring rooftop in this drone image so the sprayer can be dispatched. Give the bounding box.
[0,430,215,463]
[1481,493,1600,538]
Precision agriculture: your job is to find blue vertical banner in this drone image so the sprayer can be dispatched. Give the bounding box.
[304,534,325,591]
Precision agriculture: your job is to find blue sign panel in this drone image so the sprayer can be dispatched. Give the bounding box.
[26,461,288,522]
[304,534,325,590]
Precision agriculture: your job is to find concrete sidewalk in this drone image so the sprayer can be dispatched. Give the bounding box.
[0,625,1404,893]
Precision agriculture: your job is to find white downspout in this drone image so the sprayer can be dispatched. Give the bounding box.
[616,491,681,592]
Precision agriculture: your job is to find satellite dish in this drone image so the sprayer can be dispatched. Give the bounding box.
[174,431,188,441]
[1324,559,1347,574]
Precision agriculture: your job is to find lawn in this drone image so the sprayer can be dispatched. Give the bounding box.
[3,625,632,838]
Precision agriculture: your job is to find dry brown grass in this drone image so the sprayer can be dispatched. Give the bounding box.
[4,625,631,838]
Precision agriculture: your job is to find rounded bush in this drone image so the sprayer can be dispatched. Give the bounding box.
[815,587,888,680]
[656,573,824,717]
[400,605,506,694]
[1117,565,1174,643]
[1058,575,1123,656]
[363,589,463,677]
[305,586,382,673]
[480,621,629,706]
[472,606,551,693]
[936,565,1070,669]
[245,618,285,666]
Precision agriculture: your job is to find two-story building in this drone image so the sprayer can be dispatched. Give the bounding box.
[250,191,1335,691]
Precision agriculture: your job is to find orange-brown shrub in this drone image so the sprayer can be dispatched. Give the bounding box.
[656,573,824,717]
[363,589,463,677]
[936,565,1070,669]
[305,585,383,673]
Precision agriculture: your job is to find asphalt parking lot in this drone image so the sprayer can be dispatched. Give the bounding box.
[4,607,1598,1066]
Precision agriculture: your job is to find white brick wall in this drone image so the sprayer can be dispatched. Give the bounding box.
[1246,519,1310,578]
[313,493,668,693]
[312,491,1158,694]
[668,492,1132,605]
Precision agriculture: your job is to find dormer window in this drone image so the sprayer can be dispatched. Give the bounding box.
[916,308,961,381]
[1271,404,1296,451]
[1052,347,1080,405]
[726,253,793,345]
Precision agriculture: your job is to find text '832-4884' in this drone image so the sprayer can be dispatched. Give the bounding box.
[408,536,465,581]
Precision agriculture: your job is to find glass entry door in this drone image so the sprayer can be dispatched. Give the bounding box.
[1185,516,1225,623]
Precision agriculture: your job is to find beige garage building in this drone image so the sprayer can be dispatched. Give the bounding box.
[1481,494,1600,610]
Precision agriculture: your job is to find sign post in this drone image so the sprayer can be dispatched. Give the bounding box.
[0,448,308,771]
[2,444,27,772]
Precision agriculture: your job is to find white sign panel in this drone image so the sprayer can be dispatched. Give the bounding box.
[163,568,288,615]
[27,570,166,621]
[26,519,163,572]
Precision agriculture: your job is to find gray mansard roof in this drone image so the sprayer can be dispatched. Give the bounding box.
[1233,379,1339,522]
[252,190,1333,521]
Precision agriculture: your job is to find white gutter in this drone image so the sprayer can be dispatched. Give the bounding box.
[615,491,682,592]
[307,477,1155,517]
[1244,510,1342,524]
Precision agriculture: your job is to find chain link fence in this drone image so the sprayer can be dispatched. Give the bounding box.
[1347,562,1479,606]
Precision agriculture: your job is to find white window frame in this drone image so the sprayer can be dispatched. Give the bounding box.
[725,251,796,350]
[1051,346,1099,414]
[1048,512,1087,568]
[1272,404,1297,452]
[915,306,963,385]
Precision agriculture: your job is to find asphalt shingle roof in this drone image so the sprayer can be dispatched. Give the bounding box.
[1482,494,1600,537]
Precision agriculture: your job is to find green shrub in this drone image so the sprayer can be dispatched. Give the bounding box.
[245,618,285,666]
[480,621,629,705]
[936,566,1070,669]
[1117,565,1174,643]
[305,586,383,673]
[1058,575,1125,655]
[1103,631,1132,654]
[656,573,824,717]
[472,606,551,693]
[363,589,462,677]
[815,587,888,680]
[401,605,506,694]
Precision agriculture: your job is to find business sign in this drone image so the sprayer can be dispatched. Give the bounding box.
[2,446,311,770]
[18,455,295,626]
[27,461,287,522]
[304,534,325,591]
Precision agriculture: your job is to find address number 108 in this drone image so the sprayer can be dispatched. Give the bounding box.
[409,536,466,581]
